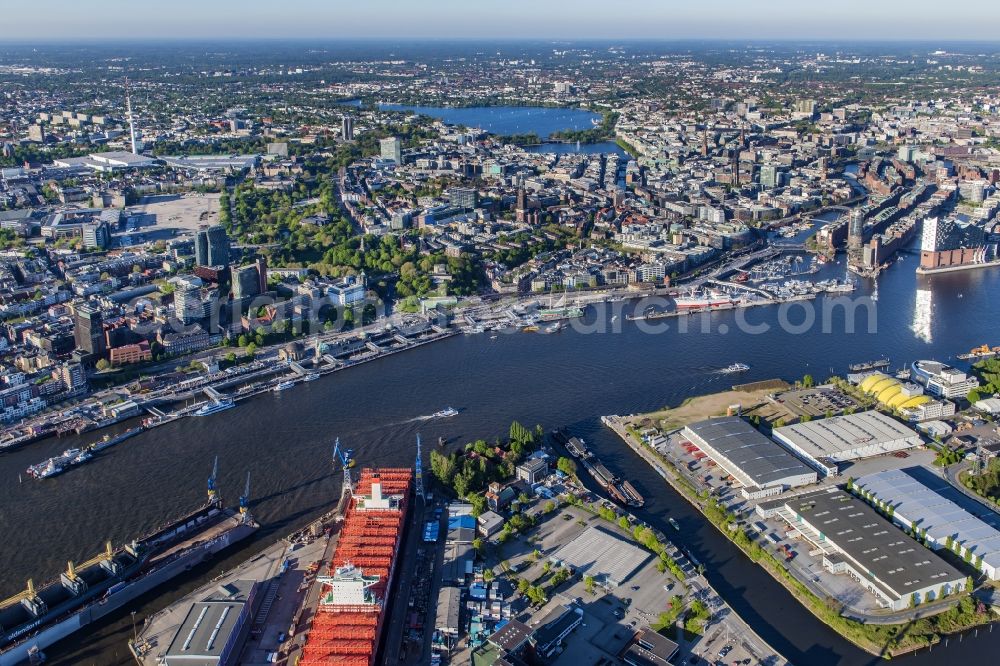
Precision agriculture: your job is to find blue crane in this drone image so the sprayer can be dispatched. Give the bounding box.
[239,471,251,519]
[207,456,219,505]
[332,438,353,494]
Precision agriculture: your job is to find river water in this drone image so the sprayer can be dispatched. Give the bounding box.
[378,104,602,138]
[5,227,1000,663]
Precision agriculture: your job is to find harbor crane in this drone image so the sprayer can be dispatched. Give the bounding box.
[239,471,252,521]
[207,456,220,506]
[332,438,353,495]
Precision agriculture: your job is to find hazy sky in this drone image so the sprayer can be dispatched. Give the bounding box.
[3,0,998,41]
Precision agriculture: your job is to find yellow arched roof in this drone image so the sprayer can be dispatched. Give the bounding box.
[870,377,900,396]
[899,395,931,410]
[887,391,918,409]
[878,385,903,404]
[860,374,889,393]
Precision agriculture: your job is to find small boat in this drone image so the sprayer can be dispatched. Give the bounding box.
[194,399,235,416]
[721,362,750,374]
[303,373,320,382]
[432,407,459,418]
[610,315,618,323]
[273,380,296,392]
[668,518,680,531]
[489,334,498,340]
[522,325,539,332]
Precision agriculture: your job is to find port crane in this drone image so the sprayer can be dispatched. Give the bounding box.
[239,471,252,522]
[0,578,46,616]
[207,456,220,505]
[332,438,353,495]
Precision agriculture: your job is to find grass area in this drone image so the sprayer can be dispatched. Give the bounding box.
[961,458,1000,506]
[629,388,774,431]
[618,424,994,658]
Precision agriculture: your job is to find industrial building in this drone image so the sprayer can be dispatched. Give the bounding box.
[856,372,956,422]
[911,360,980,399]
[772,411,923,477]
[758,489,966,610]
[163,579,259,666]
[683,416,818,493]
[854,467,1000,580]
[550,526,650,587]
[434,586,462,648]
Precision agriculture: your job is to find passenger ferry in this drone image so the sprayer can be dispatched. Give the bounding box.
[273,380,296,392]
[193,399,236,417]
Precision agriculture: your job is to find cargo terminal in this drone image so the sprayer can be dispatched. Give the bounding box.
[854,467,1000,581]
[772,411,923,477]
[682,416,818,498]
[757,488,967,610]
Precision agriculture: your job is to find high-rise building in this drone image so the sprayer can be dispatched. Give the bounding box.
[195,231,209,266]
[342,115,354,141]
[196,225,230,267]
[82,222,111,250]
[794,99,817,115]
[256,256,268,294]
[58,362,88,392]
[759,164,780,189]
[232,264,261,300]
[174,279,213,324]
[380,137,402,164]
[28,124,45,143]
[73,304,105,356]
[448,187,478,211]
[920,216,945,253]
[848,208,865,252]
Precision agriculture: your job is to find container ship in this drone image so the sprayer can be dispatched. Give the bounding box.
[299,467,412,666]
[0,471,258,665]
[552,429,643,507]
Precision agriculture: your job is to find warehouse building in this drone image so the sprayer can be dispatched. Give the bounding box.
[772,411,923,477]
[758,488,967,610]
[163,580,258,666]
[854,467,1000,580]
[550,526,649,587]
[683,416,818,494]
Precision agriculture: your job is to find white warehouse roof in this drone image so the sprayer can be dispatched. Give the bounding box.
[773,411,923,464]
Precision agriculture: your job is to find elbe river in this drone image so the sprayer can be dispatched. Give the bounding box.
[3,107,1000,662]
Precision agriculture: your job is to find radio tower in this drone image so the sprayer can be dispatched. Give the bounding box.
[414,434,425,502]
[125,77,138,155]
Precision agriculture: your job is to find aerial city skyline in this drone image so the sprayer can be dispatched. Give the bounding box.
[2,9,1000,666]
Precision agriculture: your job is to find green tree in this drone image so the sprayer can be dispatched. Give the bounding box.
[95,359,111,371]
[584,575,596,594]
[802,374,815,388]
[556,456,577,477]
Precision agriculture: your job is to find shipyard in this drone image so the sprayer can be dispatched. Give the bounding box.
[1,461,257,666]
